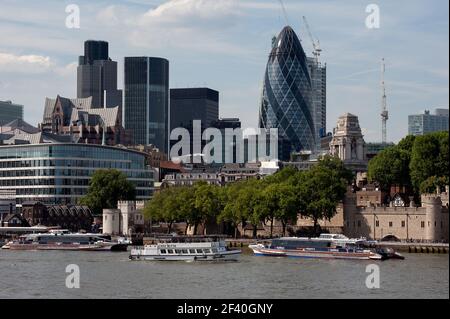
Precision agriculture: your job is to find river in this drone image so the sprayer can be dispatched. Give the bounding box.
[0,250,448,299]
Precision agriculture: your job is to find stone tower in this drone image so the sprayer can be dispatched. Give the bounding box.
[330,113,367,172]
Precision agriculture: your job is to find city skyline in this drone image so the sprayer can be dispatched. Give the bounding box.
[0,0,448,143]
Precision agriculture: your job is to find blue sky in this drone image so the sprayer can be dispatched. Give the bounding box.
[0,0,448,143]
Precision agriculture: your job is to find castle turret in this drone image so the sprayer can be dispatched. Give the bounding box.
[422,194,443,242]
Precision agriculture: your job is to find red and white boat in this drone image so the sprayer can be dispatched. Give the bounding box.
[249,234,383,260]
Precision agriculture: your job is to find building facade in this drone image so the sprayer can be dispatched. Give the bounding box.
[408,109,449,136]
[329,113,367,172]
[344,188,449,242]
[0,100,24,126]
[0,144,154,206]
[102,201,145,235]
[170,88,219,133]
[77,40,122,108]
[307,58,327,149]
[40,95,130,146]
[259,26,315,154]
[124,57,169,153]
[21,201,93,232]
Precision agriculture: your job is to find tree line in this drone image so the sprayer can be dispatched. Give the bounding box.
[368,131,449,196]
[143,156,353,238]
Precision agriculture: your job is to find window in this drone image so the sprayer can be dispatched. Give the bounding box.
[357,221,361,227]
[175,249,181,254]
[389,222,393,228]
[421,221,425,228]
[182,249,188,254]
[160,249,167,254]
[401,221,405,228]
[189,249,196,254]
[375,221,379,227]
[196,249,203,254]
[167,249,174,254]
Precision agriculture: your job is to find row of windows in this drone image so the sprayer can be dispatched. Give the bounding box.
[10,188,151,197]
[0,168,152,179]
[0,159,136,170]
[0,145,146,165]
[350,220,445,228]
[0,179,151,188]
[159,248,218,255]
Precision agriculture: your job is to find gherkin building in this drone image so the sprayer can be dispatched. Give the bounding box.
[259,26,315,153]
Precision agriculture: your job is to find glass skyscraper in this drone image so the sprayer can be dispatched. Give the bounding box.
[259,26,315,153]
[124,57,169,153]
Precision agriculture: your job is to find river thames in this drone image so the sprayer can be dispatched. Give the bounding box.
[0,251,448,299]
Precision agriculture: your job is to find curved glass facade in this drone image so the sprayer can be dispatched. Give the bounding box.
[259,26,315,152]
[0,144,154,205]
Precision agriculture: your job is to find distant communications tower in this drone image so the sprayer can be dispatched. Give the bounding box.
[302,16,322,63]
[381,58,389,144]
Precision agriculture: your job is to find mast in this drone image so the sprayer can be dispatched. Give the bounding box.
[381,58,388,144]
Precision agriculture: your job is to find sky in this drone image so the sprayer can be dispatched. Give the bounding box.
[0,0,448,143]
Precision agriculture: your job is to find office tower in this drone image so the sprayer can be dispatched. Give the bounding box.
[77,40,122,108]
[124,57,169,153]
[211,118,241,164]
[0,100,24,126]
[259,26,316,154]
[170,88,219,132]
[169,88,219,161]
[307,57,327,147]
[408,108,449,136]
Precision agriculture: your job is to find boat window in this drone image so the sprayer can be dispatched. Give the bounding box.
[205,249,212,254]
[189,249,196,254]
[167,249,174,254]
[182,249,188,254]
[175,249,182,254]
[160,249,167,254]
[196,249,203,254]
[212,248,218,253]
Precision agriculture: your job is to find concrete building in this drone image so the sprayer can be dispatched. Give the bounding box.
[77,40,122,109]
[408,108,449,136]
[0,100,23,126]
[102,201,145,236]
[329,113,367,173]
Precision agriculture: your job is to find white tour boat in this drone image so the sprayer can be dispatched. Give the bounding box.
[129,236,241,261]
[249,234,383,260]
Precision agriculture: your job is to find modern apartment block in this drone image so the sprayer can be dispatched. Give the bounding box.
[307,57,327,147]
[124,57,169,153]
[408,108,449,136]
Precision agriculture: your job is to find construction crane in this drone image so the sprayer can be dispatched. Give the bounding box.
[381,58,389,144]
[302,16,322,63]
[277,0,290,26]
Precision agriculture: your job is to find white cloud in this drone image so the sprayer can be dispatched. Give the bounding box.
[0,52,52,73]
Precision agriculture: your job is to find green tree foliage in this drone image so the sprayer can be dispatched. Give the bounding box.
[410,131,449,191]
[80,169,135,215]
[367,147,411,191]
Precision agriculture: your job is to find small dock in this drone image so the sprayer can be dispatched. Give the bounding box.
[377,242,449,254]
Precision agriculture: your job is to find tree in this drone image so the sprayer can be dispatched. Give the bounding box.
[193,182,221,235]
[80,169,135,215]
[410,131,449,191]
[368,147,411,192]
[299,157,350,235]
[218,182,247,238]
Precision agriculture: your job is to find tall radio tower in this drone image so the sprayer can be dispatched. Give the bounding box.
[381,58,389,144]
